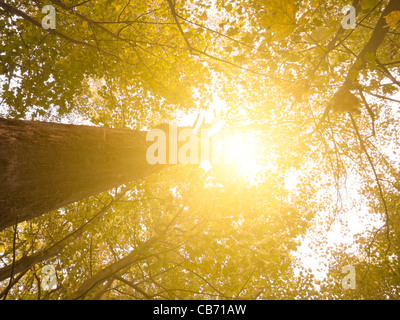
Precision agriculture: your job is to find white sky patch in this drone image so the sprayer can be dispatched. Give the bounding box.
[290,80,400,281]
[170,185,182,198]
[292,158,386,280]
[174,94,227,128]
[284,168,299,191]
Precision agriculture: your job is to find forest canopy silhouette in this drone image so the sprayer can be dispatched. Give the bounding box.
[0,0,400,300]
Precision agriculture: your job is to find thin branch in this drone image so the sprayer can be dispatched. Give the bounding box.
[34,270,41,300]
[365,91,400,103]
[0,270,27,299]
[236,267,255,299]
[0,1,125,61]
[71,0,91,9]
[349,114,391,258]
[166,0,192,52]
[358,89,376,136]
[91,278,114,300]
[376,59,400,87]
[0,188,127,282]
[113,275,152,299]
[176,13,268,54]
[2,222,18,300]
[318,0,400,125]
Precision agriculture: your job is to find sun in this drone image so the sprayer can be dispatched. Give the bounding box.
[223,131,263,183]
[202,129,264,185]
[175,96,265,184]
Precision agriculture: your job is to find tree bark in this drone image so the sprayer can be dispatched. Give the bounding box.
[0,118,164,231]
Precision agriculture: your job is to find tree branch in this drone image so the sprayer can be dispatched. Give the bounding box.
[113,275,152,299]
[349,114,391,257]
[166,0,192,53]
[0,188,127,282]
[318,0,400,125]
[1,222,18,300]
[0,1,126,62]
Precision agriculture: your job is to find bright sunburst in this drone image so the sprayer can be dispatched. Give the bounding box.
[201,128,265,185]
[222,131,263,184]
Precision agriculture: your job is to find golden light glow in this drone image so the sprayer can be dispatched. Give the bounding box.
[216,130,264,185]
[177,97,265,184]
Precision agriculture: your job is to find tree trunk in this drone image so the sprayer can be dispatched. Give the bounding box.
[0,118,164,231]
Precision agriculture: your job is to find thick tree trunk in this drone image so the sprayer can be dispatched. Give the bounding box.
[0,118,164,231]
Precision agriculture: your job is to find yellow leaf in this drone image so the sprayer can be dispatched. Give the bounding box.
[306,27,335,44]
[272,24,296,41]
[385,11,400,29]
[332,90,360,113]
[259,0,297,38]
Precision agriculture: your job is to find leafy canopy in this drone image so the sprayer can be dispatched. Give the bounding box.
[1,0,400,299]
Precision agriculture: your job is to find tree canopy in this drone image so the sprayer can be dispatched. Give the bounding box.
[1,0,400,299]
